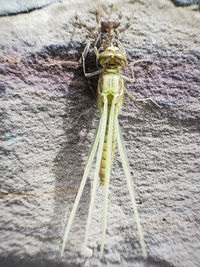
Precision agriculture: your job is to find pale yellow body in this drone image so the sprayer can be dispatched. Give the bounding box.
[97,72,124,185]
[61,47,147,259]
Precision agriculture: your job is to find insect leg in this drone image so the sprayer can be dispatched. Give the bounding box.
[42,60,80,68]
[123,59,161,107]
[96,5,103,24]
[72,106,94,126]
[94,32,102,52]
[84,69,103,78]
[100,96,116,258]
[116,38,126,55]
[82,42,90,76]
[129,59,151,66]
[76,15,96,35]
[61,114,103,256]
[134,97,161,108]
[129,59,151,81]
[83,98,108,254]
[121,74,135,83]
[82,42,103,78]
[94,32,101,69]
[118,14,134,34]
[115,118,147,258]
[125,88,161,108]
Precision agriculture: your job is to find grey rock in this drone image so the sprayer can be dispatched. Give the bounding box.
[0,0,200,266]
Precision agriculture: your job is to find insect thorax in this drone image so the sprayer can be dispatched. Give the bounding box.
[97,73,124,109]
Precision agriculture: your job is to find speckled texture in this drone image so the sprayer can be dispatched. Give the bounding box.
[0,0,200,266]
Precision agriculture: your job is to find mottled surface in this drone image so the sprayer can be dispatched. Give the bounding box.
[0,0,200,266]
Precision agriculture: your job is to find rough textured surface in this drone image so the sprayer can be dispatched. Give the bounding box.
[0,0,200,266]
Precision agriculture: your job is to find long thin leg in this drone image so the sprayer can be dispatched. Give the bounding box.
[94,44,100,69]
[100,96,116,258]
[125,88,161,108]
[84,69,103,78]
[72,106,94,126]
[82,42,103,78]
[82,42,90,76]
[123,59,161,107]
[121,74,134,83]
[115,118,147,258]
[129,59,151,67]
[94,32,102,52]
[123,60,151,83]
[61,114,103,256]
[95,6,101,24]
[118,14,134,33]
[82,41,99,62]
[116,38,126,55]
[43,60,80,68]
[129,59,151,81]
[83,98,108,254]
[76,15,96,36]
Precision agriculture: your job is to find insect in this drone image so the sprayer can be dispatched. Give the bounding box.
[77,4,134,75]
[61,43,148,258]
[77,4,133,51]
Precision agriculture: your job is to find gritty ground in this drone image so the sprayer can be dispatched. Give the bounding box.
[0,0,200,266]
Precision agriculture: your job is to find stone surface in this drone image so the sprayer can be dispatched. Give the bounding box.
[0,0,200,266]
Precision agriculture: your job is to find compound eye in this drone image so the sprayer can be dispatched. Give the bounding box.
[113,20,120,28]
[101,20,109,31]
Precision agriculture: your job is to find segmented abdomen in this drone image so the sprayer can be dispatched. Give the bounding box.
[99,118,115,185]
